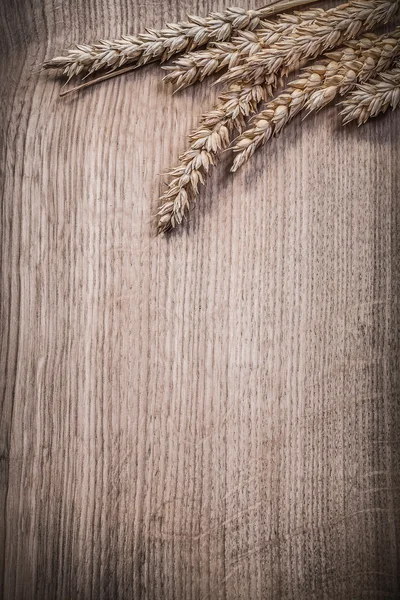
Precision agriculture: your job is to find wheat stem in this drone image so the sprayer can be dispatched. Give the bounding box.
[43,0,317,82]
[231,29,400,171]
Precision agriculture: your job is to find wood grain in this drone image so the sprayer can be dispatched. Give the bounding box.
[1,1,399,598]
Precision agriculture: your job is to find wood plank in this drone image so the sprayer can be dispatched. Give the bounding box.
[1,1,399,597]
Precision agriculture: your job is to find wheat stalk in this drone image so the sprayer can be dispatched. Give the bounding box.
[157,75,278,233]
[218,0,400,87]
[231,31,400,170]
[158,0,369,231]
[43,0,317,81]
[340,64,400,124]
[162,6,328,90]
[158,26,400,232]
[230,29,400,171]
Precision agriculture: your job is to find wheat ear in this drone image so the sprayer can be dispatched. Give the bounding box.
[157,19,400,233]
[43,0,317,81]
[162,6,327,90]
[231,29,400,171]
[157,76,278,234]
[305,29,400,113]
[340,64,400,124]
[219,0,400,87]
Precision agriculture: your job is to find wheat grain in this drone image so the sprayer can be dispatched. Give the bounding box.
[219,0,400,87]
[43,0,317,81]
[162,6,328,90]
[231,29,400,171]
[341,64,400,124]
[157,75,278,233]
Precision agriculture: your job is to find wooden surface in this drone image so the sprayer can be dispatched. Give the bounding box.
[1,1,400,598]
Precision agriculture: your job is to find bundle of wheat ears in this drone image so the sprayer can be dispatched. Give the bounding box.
[44,0,400,233]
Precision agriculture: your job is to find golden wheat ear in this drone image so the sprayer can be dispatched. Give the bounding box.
[340,64,400,126]
[231,29,400,172]
[156,77,272,234]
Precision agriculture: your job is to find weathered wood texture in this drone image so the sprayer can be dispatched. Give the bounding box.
[1,1,400,598]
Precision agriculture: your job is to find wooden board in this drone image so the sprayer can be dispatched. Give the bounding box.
[1,1,399,597]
